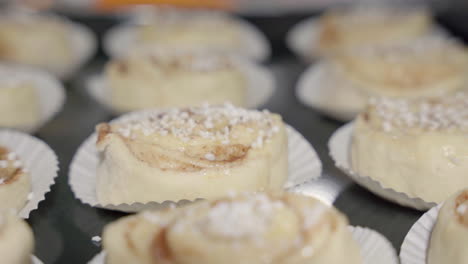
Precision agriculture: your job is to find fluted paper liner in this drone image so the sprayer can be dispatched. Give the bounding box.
[286,17,320,61]
[329,123,436,210]
[296,62,361,122]
[69,110,322,212]
[32,255,43,264]
[103,18,270,61]
[86,57,275,114]
[400,204,441,264]
[0,64,65,133]
[0,130,59,218]
[87,226,398,264]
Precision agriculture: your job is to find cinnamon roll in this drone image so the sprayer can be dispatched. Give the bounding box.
[0,146,31,211]
[351,93,468,203]
[335,35,468,98]
[0,13,73,75]
[96,104,288,205]
[316,6,432,55]
[0,212,34,264]
[0,71,40,129]
[103,192,362,264]
[106,51,246,112]
[428,189,468,263]
[136,12,241,55]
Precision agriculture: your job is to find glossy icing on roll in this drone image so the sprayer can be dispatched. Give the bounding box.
[103,192,362,264]
[96,104,288,204]
[351,93,468,203]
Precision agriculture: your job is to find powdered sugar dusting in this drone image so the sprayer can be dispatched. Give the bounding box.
[368,93,468,132]
[202,193,285,239]
[113,103,280,149]
[0,147,27,175]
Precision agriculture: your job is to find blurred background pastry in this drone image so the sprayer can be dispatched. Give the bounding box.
[0,69,40,129]
[351,93,468,203]
[0,13,74,76]
[315,6,433,56]
[335,35,468,98]
[136,10,241,54]
[106,50,247,112]
[0,212,34,264]
[96,104,287,204]
[103,192,362,264]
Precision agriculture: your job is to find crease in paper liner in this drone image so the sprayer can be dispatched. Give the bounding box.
[0,64,66,134]
[286,17,320,61]
[103,17,270,61]
[32,255,43,264]
[329,122,436,210]
[87,226,397,264]
[0,130,59,219]
[69,110,322,212]
[400,204,441,264]
[296,61,359,122]
[85,57,275,114]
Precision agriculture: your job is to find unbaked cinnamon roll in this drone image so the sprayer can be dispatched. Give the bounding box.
[316,6,432,55]
[0,70,40,129]
[96,104,288,205]
[0,212,34,264]
[0,13,73,75]
[335,35,468,98]
[429,189,468,263]
[103,192,362,264]
[106,51,246,112]
[0,146,31,211]
[351,93,468,203]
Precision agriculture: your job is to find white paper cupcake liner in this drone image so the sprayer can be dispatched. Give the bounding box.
[0,129,59,218]
[32,255,43,264]
[103,18,270,61]
[329,123,436,210]
[296,61,366,122]
[86,57,275,114]
[400,204,441,264]
[0,64,66,133]
[69,110,322,212]
[87,226,397,264]
[286,17,319,62]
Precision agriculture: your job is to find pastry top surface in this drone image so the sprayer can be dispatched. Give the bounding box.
[96,104,284,168]
[123,192,335,240]
[360,93,468,133]
[336,36,468,92]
